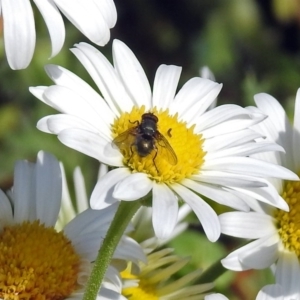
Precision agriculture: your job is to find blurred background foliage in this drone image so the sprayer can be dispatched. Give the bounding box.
[0,0,300,298]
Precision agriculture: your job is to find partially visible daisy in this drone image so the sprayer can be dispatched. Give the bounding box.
[122,206,230,299]
[121,246,215,300]
[219,90,300,299]
[30,39,297,243]
[2,0,116,69]
[122,208,212,300]
[0,151,145,299]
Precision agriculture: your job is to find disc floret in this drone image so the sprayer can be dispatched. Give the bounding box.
[275,179,300,256]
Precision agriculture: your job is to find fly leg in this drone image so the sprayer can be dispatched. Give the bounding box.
[128,143,135,165]
[152,145,159,174]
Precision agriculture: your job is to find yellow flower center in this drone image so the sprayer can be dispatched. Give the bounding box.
[122,269,158,300]
[121,248,206,300]
[111,106,206,183]
[121,263,159,300]
[0,220,81,300]
[275,179,300,256]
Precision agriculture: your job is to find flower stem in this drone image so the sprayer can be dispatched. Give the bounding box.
[196,259,228,284]
[83,200,142,300]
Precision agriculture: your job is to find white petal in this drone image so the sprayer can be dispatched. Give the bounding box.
[200,66,215,80]
[57,128,122,166]
[33,0,65,57]
[104,266,122,290]
[29,86,48,104]
[221,235,279,271]
[275,250,300,299]
[113,173,153,200]
[219,212,276,239]
[192,171,267,188]
[177,203,192,221]
[98,287,126,300]
[254,93,293,155]
[65,204,118,239]
[93,0,117,28]
[98,163,109,179]
[182,179,250,211]
[157,222,189,247]
[152,65,181,110]
[202,157,298,180]
[43,85,110,134]
[293,88,300,172]
[113,39,152,109]
[200,104,258,128]
[73,167,89,213]
[12,160,35,223]
[71,43,133,114]
[171,77,221,122]
[0,190,13,227]
[171,183,220,242]
[36,116,53,133]
[203,129,262,152]
[37,114,98,135]
[35,151,62,226]
[152,183,178,239]
[2,0,35,69]
[239,234,279,269]
[229,182,289,211]
[205,294,229,300]
[221,248,250,271]
[114,236,146,264]
[251,95,294,172]
[72,233,102,260]
[246,198,273,214]
[256,284,283,300]
[44,64,115,126]
[56,162,76,230]
[54,0,110,45]
[200,116,266,139]
[90,168,130,209]
[205,141,284,160]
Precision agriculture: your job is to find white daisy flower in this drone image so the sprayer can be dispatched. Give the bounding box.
[0,151,145,299]
[2,0,116,69]
[30,39,297,243]
[219,90,300,300]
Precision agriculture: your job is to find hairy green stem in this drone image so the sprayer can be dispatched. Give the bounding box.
[197,259,228,284]
[83,200,142,300]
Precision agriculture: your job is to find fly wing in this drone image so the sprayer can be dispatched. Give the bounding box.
[112,128,136,152]
[155,132,178,165]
